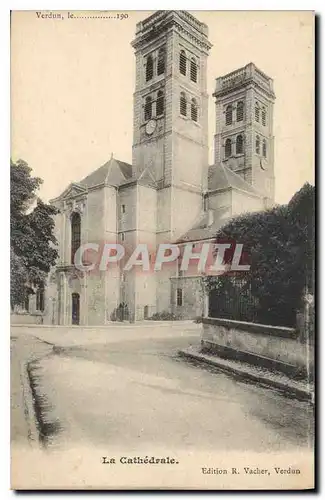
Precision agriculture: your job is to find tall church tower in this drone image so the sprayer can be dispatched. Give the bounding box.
[213,63,276,205]
[132,11,212,240]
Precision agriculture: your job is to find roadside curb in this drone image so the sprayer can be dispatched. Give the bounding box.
[19,360,40,448]
[178,348,314,403]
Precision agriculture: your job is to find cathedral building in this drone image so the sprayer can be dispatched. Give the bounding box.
[44,10,276,325]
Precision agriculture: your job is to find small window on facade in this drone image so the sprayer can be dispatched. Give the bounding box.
[157,47,166,76]
[262,138,267,157]
[180,92,187,116]
[255,135,260,155]
[225,138,232,158]
[71,212,81,264]
[24,293,29,312]
[121,233,125,242]
[144,96,152,121]
[177,288,183,306]
[262,106,266,126]
[225,105,232,125]
[191,98,198,122]
[121,204,126,214]
[236,134,243,154]
[146,54,154,82]
[203,195,208,212]
[255,102,260,122]
[179,50,187,76]
[236,101,244,122]
[190,57,197,82]
[36,287,45,312]
[156,90,164,116]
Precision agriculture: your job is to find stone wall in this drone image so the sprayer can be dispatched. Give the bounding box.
[202,317,314,378]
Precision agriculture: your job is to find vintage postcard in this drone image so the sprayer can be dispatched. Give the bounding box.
[10,10,315,490]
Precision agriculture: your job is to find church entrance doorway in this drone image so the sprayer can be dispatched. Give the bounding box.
[72,293,80,325]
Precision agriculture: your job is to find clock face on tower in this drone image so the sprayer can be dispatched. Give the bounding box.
[145,119,157,136]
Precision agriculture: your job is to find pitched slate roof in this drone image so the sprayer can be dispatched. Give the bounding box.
[208,163,260,196]
[176,206,231,243]
[79,157,132,188]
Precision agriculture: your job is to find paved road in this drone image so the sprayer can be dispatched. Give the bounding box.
[11,326,314,453]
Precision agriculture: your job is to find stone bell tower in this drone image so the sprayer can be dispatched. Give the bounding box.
[131,11,212,241]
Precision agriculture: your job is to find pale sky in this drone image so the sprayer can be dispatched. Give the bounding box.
[11,10,314,204]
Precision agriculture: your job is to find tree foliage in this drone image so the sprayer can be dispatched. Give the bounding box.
[207,183,315,327]
[10,159,58,309]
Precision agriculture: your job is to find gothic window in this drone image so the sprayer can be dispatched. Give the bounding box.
[71,212,81,264]
[262,106,267,126]
[191,98,198,122]
[255,102,260,122]
[121,204,126,214]
[190,57,197,83]
[255,134,260,155]
[180,92,187,116]
[236,134,243,154]
[156,90,164,116]
[225,138,232,158]
[144,95,152,121]
[121,232,125,242]
[146,54,154,82]
[36,286,45,312]
[179,50,187,76]
[176,288,183,306]
[225,105,232,125]
[157,47,166,76]
[262,138,267,157]
[236,101,244,122]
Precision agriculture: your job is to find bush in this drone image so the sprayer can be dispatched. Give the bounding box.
[207,183,315,328]
[148,311,181,321]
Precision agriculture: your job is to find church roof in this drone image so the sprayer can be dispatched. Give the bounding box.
[208,163,260,196]
[79,157,132,188]
[135,167,158,188]
[176,206,231,243]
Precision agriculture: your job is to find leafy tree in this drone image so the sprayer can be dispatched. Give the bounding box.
[10,159,58,309]
[206,183,315,327]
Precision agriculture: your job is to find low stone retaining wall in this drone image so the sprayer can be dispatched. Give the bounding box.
[11,313,43,325]
[202,317,314,379]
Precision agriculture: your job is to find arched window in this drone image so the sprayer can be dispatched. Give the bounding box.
[180,92,187,116]
[157,47,165,76]
[262,138,267,157]
[190,57,197,83]
[262,106,267,126]
[236,134,243,154]
[146,54,153,82]
[225,105,232,125]
[225,138,232,158]
[255,134,260,155]
[255,102,260,122]
[156,90,164,116]
[191,98,198,122]
[71,212,81,264]
[144,95,152,121]
[236,101,244,122]
[179,50,187,76]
